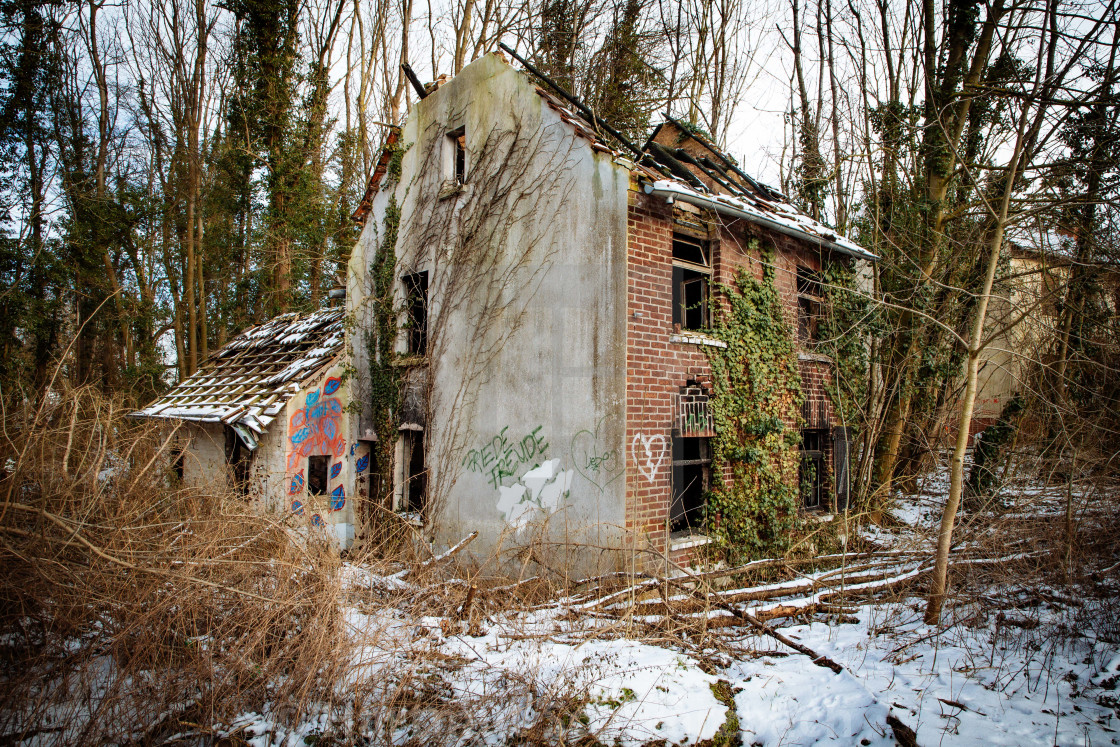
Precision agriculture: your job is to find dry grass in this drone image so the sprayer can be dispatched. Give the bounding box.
[0,386,348,743]
[3,387,1117,744]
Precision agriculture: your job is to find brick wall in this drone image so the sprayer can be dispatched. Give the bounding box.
[624,182,843,565]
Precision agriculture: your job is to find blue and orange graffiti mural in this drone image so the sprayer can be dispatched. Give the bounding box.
[286,386,345,472]
[288,470,305,495]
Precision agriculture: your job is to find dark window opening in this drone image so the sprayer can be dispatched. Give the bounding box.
[224,426,251,496]
[673,234,710,267]
[800,429,827,510]
[797,266,823,347]
[403,271,428,355]
[448,127,466,184]
[404,430,427,515]
[671,436,711,533]
[672,234,712,332]
[308,454,330,496]
[171,444,185,481]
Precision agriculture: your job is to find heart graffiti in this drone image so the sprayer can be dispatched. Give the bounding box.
[570,416,624,491]
[631,433,668,483]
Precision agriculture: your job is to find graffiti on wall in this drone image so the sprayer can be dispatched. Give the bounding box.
[496,459,573,530]
[286,379,349,523]
[570,416,623,491]
[287,388,345,471]
[462,425,550,489]
[632,433,667,483]
[463,425,574,529]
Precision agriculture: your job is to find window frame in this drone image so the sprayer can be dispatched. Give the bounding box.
[446,126,466,185]
[402,270,428,356]
[672,233,712,332]
[670,435,712,534]
[799,428,828,510]
[796,265,824,348]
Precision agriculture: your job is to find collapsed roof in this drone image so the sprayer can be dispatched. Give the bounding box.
[352,51,874,260]
[639,121,876,261]
[133,307,345,447]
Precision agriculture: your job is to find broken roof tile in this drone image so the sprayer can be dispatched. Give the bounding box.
[133,307,345,432]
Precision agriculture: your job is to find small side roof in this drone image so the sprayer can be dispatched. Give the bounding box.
[134,307,345,435]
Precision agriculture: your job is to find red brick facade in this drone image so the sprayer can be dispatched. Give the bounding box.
[623,181,843,562]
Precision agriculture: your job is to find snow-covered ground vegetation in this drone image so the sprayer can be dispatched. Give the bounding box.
[2,394,1118,745]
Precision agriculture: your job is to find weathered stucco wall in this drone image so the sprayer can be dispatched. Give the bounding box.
[348,53,630,565]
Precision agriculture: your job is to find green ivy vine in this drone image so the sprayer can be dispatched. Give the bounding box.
[367,142,408,507]
[817,260,873,427]
[703,254,804,563]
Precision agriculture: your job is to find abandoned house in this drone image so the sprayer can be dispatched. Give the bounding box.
[136,50,875,564]
[344,51,875,564]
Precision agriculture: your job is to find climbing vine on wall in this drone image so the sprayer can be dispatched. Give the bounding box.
[817,260,874,428]
[703,255,804,563]
[366,142,409,509]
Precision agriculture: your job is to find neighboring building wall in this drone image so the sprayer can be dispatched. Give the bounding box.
[277,366,361,547]
[178,364,361,549]
[179,422,233,491]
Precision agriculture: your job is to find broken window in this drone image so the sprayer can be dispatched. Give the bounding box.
[402,430,427,517]
[799,429,827,510]
[671,436,711,533]
[223,425,251,496]
[403,271,428,355]
[672,234,711,331]
[447,126,466,184]
[797,266,823,347]
[170,443,185,481]
[308,454,330,496]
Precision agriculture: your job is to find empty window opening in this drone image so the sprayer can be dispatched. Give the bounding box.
[797,266,823,347]
[799,429,827,510]
[403,271,428,355]
[224,425,251,496]
[672,234,711,331]
[308,454,330,496]
[448,127,466,184]
[671,436,711,534]
[171,444,185,481]
[403,430,427,516]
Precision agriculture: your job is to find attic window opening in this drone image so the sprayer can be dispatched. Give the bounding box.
[797,266,823,347]
[672,234,711,331]
[448,126,466,184]
[403,271,428,355]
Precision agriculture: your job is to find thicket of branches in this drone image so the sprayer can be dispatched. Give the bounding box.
[0,0,755,404]
[1,0,1118,619]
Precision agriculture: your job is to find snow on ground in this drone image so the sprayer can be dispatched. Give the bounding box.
[730,605,1118,745]
[221,456,1119,746]
[223,584,1119,746]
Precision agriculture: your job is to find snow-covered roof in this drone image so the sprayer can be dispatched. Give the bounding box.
[639,121,876,261]
[133,307,345,434]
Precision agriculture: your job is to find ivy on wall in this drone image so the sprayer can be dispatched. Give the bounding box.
[703,254,804,563]
[817,260,874,428]
[366,143,408,510]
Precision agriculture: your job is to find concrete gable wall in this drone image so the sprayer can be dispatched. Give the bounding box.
[348,54,632,566]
